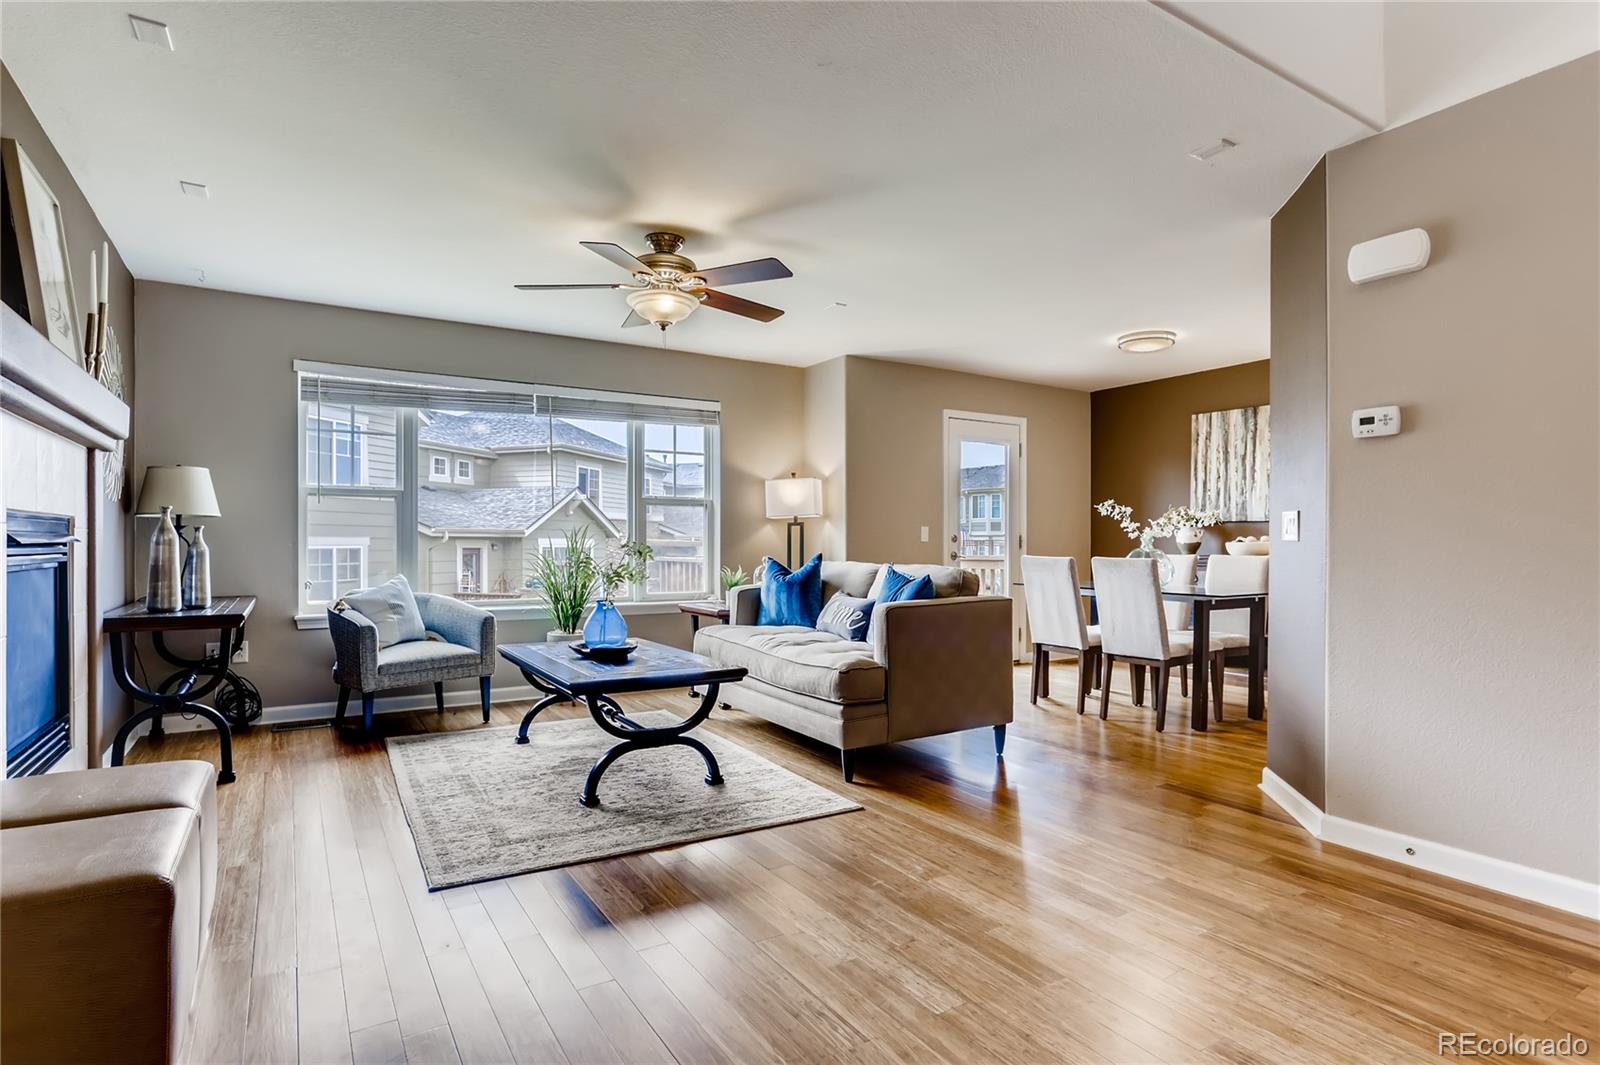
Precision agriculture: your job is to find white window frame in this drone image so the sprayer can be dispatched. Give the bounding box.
[304,538,369,606]
[294,363,720,627]
[430,454,451,482]
[455,457,474,484]
[576,463,602,502]
[634,422,718,601]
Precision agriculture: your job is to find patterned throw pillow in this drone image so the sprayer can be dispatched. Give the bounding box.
[866,565,935,640]
[815,593,873,643]
[758,554,824,627]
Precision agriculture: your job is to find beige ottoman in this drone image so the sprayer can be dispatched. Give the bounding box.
[0,760,218,933]
[1,808,206,1064]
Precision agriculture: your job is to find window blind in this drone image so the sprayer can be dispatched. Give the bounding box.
[536,388,720,426]
[296,361,540,413]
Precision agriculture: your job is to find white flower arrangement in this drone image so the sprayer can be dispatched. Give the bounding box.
[1095,499,1224,542]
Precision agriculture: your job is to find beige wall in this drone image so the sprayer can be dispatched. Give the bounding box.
[2,64,137,745]
[1322,55,1598,882]
[1089,361,1270,558]
[132,282,804,708]
[841,356,1091,566]
[1267,160,1329,808]
[802,356,848,560]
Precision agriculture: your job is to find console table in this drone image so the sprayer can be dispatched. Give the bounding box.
[103,595,256,784]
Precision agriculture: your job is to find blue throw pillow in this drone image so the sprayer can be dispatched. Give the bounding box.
[758,554,823,627]
[815,593,873,643]
[866,566,935,640]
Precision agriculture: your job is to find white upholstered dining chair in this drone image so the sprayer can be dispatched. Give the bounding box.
[1202,554,1269,710]
[1164,552,1199,697]
[1020,555,1101,714]
[1090,556,1230,731]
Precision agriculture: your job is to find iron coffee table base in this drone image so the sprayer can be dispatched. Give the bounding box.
[511,671,724,808]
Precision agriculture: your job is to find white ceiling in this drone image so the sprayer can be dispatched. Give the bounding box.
[2,3,1590,390]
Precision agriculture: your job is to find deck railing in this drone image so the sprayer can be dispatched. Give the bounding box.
[958,557,1011,597]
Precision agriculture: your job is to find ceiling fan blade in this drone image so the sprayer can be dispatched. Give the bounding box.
[580,241,656,276]
[701,288,784,322]
[513,283,625,290]
[621,310,648,328]
[691,257,793,288]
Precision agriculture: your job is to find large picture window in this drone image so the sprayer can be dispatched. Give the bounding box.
[296,363,719,621]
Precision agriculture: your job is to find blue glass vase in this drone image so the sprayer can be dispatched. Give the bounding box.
[584,599,629,647]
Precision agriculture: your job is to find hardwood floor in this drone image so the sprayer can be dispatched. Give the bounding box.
[133,664,1599,1064]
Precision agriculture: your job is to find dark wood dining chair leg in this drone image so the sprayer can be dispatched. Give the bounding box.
[434,682,446,713]
[1099,654,1114,720]
[1076,650,1092,715]
[1131,663,1146,707]
[1040,651,1050,698]
[1190,602,1211,731]
[1029,646,1041,705]
[1247,598,1267,720]
[1180,664,1189,698]
[1153,665,1169,732]
[1211,652,1225,722]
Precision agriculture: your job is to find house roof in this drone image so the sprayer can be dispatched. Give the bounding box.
[417,485,622,539]
[419,411,625,458]
[961,465,1006,490]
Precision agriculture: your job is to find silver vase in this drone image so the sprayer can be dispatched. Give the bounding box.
[182,524,212,609]
[146,505,182,611]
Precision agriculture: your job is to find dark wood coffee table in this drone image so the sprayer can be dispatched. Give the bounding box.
[498,639,747,808]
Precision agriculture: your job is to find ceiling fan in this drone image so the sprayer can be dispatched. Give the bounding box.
[515,231,792,331]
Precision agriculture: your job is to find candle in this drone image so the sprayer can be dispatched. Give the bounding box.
[89,250,98,307]
[100,241,110,303]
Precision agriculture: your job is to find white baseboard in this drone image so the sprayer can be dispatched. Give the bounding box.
[1259,767,1323,835]
[1260,768,1599,920]
[113,683,547,761]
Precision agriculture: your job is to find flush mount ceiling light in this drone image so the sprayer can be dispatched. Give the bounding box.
[1116,330,1177,353]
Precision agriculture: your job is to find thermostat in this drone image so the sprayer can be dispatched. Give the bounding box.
[1352,405,1400,438]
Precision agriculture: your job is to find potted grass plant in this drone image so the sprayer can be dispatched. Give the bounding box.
[532,528,598,642]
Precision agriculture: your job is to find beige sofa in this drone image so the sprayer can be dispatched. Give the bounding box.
[1,761,217,1065]
[695,561,1013,780]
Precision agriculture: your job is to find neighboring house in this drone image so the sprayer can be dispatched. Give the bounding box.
[304,407,710,602]
[959,464,1007,557]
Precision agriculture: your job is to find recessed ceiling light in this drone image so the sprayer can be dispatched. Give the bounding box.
[1116,330,1177,353]
[1188,138,1237,162]
[128,14,173,50]
[179,181,209,199]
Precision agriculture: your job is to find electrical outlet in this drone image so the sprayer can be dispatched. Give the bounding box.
[205,640,248,664]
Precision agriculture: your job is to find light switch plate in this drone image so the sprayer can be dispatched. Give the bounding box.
[1281,510,1300,543]
[919,526,929,543]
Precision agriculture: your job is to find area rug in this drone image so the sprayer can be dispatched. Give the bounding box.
[385,711,861,890]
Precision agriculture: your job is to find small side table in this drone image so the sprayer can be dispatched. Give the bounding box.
[103,595,256,785]
[678,600,730,697]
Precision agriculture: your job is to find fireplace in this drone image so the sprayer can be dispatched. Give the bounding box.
[6,510,75,777]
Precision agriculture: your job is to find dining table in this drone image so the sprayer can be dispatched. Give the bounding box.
[1074,582,1266,731]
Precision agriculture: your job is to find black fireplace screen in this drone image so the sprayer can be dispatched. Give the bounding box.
[6,510,75,777]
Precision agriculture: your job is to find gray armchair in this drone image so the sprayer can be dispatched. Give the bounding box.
[327,592,497,731]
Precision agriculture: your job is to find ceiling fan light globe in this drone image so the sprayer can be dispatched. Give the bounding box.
[625,287,699,327]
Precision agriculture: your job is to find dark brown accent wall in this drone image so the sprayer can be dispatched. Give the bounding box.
[1266,160,1328,809]
[2,64,137,746]
[1089,360,1269,558]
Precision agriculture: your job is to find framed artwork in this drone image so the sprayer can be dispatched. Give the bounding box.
[2,138,81,363]
[1190,404,1270,521]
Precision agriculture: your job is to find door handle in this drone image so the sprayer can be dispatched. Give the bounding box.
[949,551,958,561]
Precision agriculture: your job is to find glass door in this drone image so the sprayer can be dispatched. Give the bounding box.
[945,413,1026,659]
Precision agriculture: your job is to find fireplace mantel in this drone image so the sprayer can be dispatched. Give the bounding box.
[1,304,129,450]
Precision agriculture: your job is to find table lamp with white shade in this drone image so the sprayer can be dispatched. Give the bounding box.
[136,465,221,609]
[764,473,822,569]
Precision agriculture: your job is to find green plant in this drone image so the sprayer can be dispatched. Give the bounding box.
[597,540,654,600]
[719,565,748,593]
[531,529,598,633]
